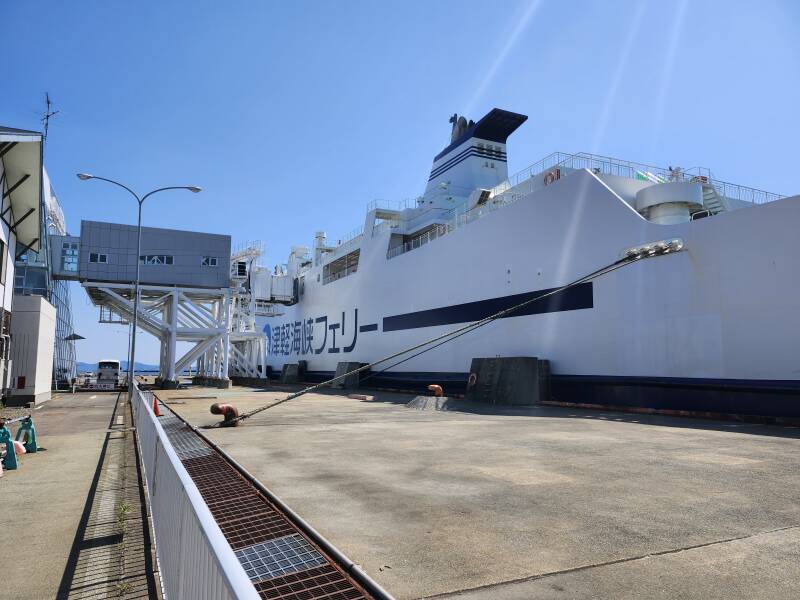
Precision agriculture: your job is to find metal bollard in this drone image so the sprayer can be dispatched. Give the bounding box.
[210,403,240,427]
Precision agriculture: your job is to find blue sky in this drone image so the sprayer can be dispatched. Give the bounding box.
[3,0,799,364]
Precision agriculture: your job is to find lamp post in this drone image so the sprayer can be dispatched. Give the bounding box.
[76,174,201,396]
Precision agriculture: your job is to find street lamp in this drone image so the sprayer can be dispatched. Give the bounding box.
[76,173,201,396]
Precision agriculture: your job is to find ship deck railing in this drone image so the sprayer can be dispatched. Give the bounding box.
[322,264,358,285]
[382,151,788,261]
[386,224,450,259]
[320,226,365,263]
[498,151,786,207]
[367,198,416,212]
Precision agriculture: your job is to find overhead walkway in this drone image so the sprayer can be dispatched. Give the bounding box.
[51,220,268,387]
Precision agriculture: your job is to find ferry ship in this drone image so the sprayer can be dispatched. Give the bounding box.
[254,108,800,418]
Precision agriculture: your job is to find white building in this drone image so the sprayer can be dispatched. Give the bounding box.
[8,294,56,405]
[0,126,44,400]
[15,167,79,387]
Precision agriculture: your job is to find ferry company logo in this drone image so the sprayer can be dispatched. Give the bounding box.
[264,309,378,357]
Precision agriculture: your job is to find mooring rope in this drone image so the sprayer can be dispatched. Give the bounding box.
[214,240,681,427]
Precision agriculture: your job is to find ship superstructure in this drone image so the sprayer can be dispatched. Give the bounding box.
[249,108,799,417]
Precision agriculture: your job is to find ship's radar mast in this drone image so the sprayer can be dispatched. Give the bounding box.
[448,113,474,143]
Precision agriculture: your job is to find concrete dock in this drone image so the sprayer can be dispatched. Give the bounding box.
[1,392,158,599]
[160,385,800,600]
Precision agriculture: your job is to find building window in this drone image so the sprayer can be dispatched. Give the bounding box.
[62,242,78,272]
[89,253,108,263]
[201,256,218,267]
[139,254,173,265]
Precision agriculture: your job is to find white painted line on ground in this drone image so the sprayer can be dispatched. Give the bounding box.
[90,395,97,399]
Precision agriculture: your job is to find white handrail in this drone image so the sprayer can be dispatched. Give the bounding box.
[501,151,786,206]
[131,384,259,600]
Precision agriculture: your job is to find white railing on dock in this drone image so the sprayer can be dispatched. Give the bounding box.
[131,383,259,600]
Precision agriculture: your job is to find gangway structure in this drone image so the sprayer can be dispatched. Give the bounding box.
[52,220,271,387]
[227,240,305,380]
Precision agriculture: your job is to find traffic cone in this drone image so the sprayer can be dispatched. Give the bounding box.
[152,395,162,417]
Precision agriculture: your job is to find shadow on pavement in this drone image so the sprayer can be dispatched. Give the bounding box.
[56,393,158,599]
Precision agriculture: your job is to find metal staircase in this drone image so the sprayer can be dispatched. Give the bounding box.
[701,183,727,214]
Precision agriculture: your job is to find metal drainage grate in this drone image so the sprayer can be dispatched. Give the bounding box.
[236,534,327,581]
[151,399,375,599]
[166,431,213,460]
[220,512,297,550]
[206,493,277,524]
[254,564,367,600]
[182,455,297,548]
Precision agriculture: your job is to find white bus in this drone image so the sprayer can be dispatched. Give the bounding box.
[95,359,122,389]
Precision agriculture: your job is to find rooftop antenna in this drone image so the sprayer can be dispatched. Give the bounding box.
[41,92,60,146]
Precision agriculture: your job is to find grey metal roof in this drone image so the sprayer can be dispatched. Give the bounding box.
[0,125,42,136]
[0,125,41,136]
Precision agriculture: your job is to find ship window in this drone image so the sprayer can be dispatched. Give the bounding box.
[201,256,218,267]
[89,253,108,263]
[139,254,173,265]
[236,261,247,277]
[322,249,359,285]
[62,243,78,272]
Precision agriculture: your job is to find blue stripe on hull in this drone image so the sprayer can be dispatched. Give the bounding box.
[382,282,593,332]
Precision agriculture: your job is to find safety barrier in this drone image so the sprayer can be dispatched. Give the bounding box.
[0,415,38,471]
[131,383,259,600]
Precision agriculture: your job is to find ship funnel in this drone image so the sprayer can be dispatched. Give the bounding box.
[424,108,528,203]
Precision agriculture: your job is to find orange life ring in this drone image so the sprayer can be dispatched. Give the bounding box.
[544,168,561,186]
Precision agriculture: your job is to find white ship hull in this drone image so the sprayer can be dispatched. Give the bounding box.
[254,110,800,417]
